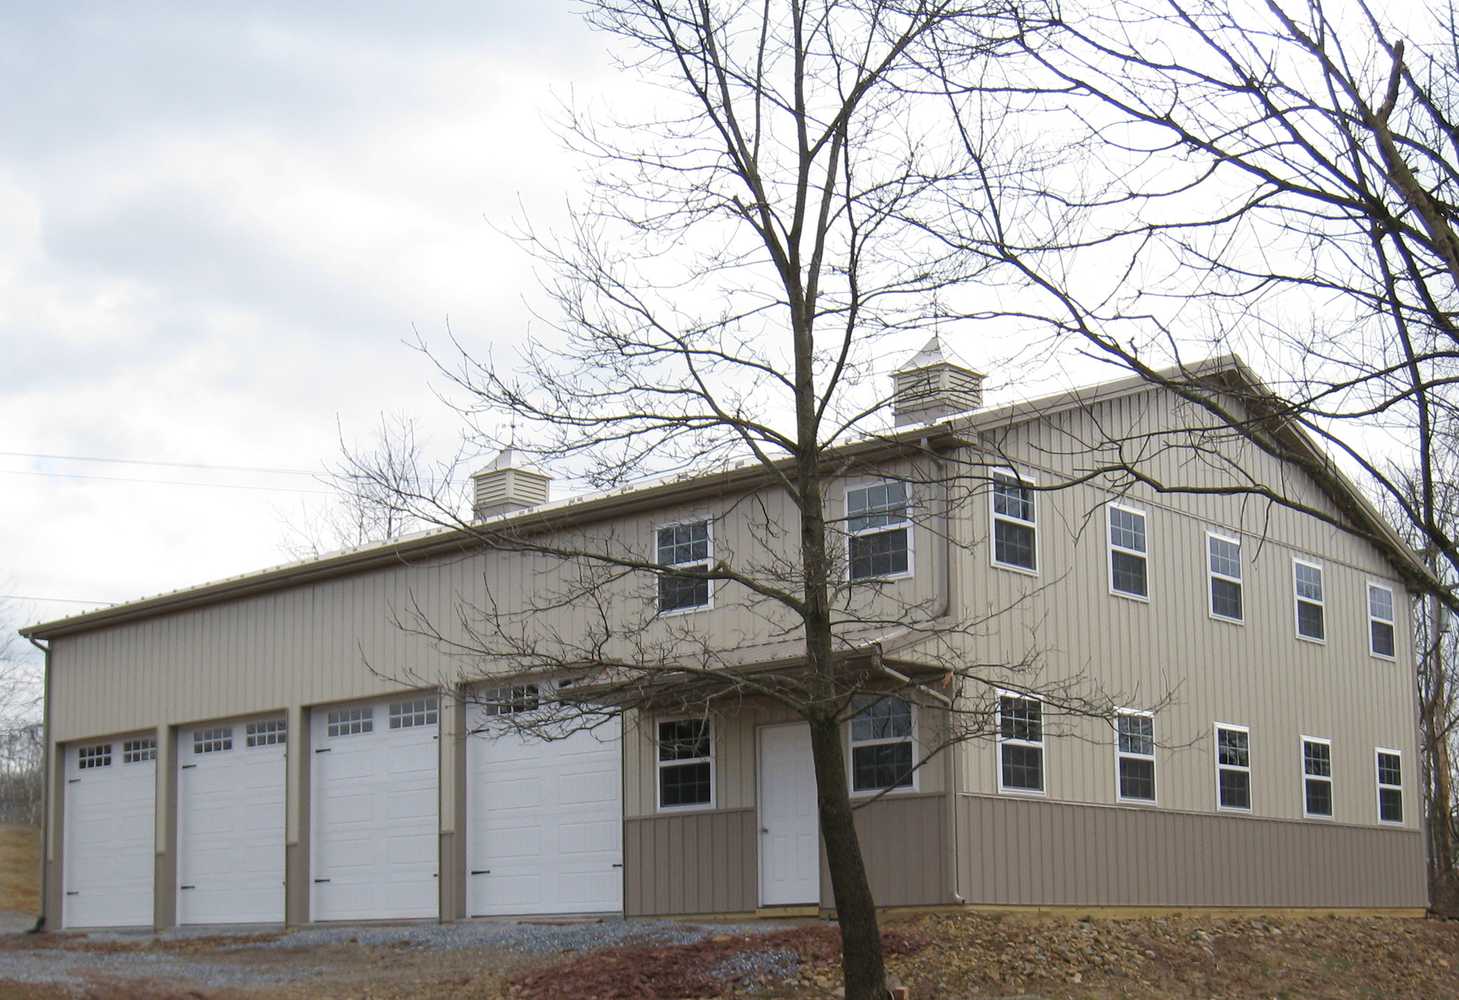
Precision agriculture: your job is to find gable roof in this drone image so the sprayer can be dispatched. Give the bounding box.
[21,355,1433,640]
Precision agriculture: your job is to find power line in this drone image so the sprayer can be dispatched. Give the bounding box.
[0,469,334,496]
[0,592,114,607]
[0,451,319,477]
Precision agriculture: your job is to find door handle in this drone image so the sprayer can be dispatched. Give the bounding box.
[760,827,769,834]
[180,885,196,891]
[470,870,491,876]
[611,863,623,869]
[313,878,331,884]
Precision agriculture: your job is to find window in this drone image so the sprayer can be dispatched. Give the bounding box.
[1302,737,1333,818]
[326,707,372,737]
[1215,724,1251,811]
[389,697,439,729]
[657,718,713,809]
[1377,749,1403,823]
[77,743,111,769]
[990,471,1037,572]
[1293,559,1326,641]
[122,737,157,764]
[656,521,711,612]
[245,719,287,747]
[1368,583,1396,659]
[1115,712,1155,803]
[849,696,915,793]
[193,727,233,754]
[1107,504,1149,599]
[997,694,1044,793]
[480,685,540,716]
[1207,533,1243,623]
[846,481,911,580]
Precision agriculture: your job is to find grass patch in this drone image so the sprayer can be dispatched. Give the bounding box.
[0,824,39,915]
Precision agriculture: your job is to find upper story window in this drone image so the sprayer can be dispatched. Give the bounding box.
[846,481,911,580]
[657,521,712,612]
[849,696,915,793]
[1207,533,1243,623]
[1115,711,1155,803]
[657,718,713,809]
[1368,583,1396,659]
[1106,503,1149,600]
[990,471,1037,573]
[997,694,1044,794]
[1301,737,1333,819]
[1293,559,1326,642]
[1376,749,1403,824]
[1215,723,1251,811]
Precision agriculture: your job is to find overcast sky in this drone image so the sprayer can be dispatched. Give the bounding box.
[1,4,633,649]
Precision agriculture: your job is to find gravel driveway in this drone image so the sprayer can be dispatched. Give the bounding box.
[0,916,784,998]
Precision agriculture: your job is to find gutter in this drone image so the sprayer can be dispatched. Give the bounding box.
[25,636,48,934]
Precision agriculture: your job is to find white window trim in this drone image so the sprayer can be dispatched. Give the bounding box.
[846,696,920,797]
[1214,721,1252,813]
[843,480,915,583]
[996,689,1047,797]
[989,468,1039,577]
[1105,501,1150,602]
[1292,557,1327,644]
[1206,530,1244,625]
[1375,746,1405,826]
[1300,735,1334,820]
[655,716,716,813]
[654,517,715,616]
[1366,580,1397,661]
[1114,708,1156,805]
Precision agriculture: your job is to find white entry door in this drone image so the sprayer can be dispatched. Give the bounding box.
[467,705,623,916]
[177,719,286,924]
[758,723,820,906]
[310,697,439,921]
[63,737,156,928]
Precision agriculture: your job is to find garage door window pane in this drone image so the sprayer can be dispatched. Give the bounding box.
[78,744,111,769]
[246,719,287,747]
[327,708,373,737]
[122,738,156,763]
[658,719,712,809]
[193,727,233,754]
[481,685,540,716]
[389,698,439,729]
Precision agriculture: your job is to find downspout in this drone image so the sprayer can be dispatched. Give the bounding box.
[26,636,49,934]
[923,438,963,905]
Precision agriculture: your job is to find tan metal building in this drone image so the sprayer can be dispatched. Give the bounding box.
[23,352,1429,929]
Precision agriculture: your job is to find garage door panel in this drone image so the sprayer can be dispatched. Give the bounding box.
[177,723,285,925]
[64,742,156,929]
[467,715,623,917]
[311,700,439,922]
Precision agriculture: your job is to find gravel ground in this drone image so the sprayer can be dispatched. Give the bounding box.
[0,918,789,996]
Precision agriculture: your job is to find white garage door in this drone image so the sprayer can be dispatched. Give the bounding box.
[177,718,286,924]
[310,697,439,921]
[467,694,622,917]
[63,736,156,928]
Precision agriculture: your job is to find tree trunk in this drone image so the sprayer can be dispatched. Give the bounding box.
[808,714,889,1000]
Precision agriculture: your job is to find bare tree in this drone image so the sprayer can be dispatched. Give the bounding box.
[281,413,446,560]
[331,3,1158,996]
[0,600,43,827]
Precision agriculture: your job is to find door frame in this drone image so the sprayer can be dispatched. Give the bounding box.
[755,721,820,907]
